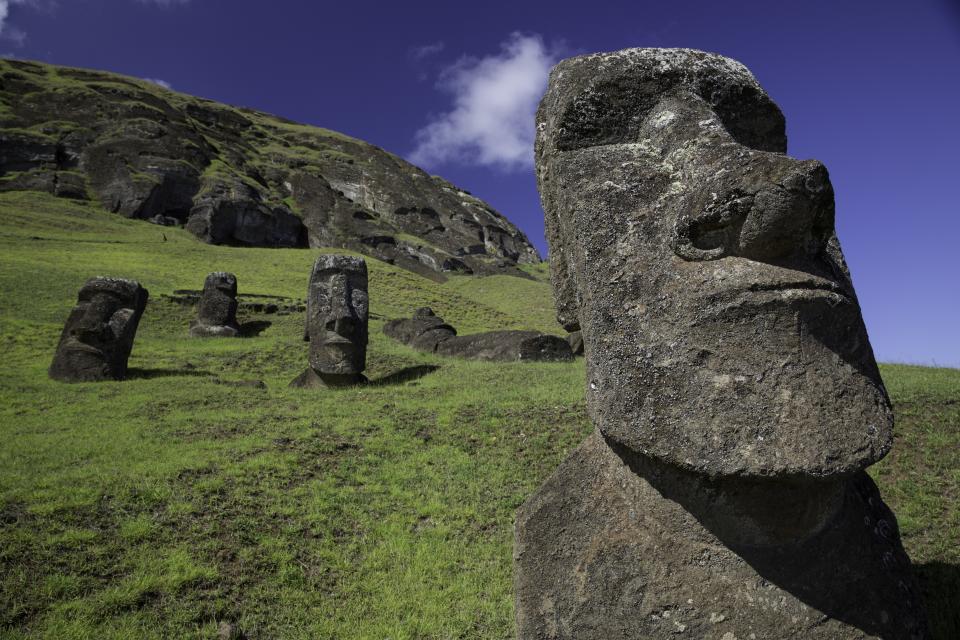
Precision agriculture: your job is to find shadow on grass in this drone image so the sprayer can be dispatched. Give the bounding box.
[917,561,960,640]
[126,367,213,380]
[369,365,439,386]
[239,320,272,338]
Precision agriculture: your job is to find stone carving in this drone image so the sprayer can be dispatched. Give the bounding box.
[49,277,148,382]
[515,48,930,639]
[290,255,368,388]
[384,307,573,362]
[189,272,240,337]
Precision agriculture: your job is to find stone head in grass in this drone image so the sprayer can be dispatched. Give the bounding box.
[189,271,240,337]
[536,47,892,478]
[292,255,368,387]
[49,277,148,382]
[515,48,930,639]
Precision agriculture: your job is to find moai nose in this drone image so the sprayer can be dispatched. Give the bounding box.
[737,160,833,262]
[324,275,356,334]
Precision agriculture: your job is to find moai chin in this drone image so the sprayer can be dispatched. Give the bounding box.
[49,277,148,382]
[290,255,368,388]
[189,272,240,337]
[515,48,930,639]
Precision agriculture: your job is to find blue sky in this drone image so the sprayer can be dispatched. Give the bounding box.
[2,0,958,367]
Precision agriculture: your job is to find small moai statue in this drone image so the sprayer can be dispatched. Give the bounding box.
[49,277,148,382]
[515,48,931,640]
[290,255,368,388]
[189,272,240,337]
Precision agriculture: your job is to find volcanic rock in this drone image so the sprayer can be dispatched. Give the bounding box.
[49,277,148,382]
[189,272,240,337]
[0,59,541,278]
[384,307,573,362]
[290,255,368,388]
[515,47,930,639]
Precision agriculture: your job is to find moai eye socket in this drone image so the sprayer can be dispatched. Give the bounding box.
[553,80,661,151]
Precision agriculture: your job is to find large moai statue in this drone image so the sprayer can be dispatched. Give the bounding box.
[515,48,930,639]
[290,255,368,388]
[189,272,240,337]
[49,277,148,382]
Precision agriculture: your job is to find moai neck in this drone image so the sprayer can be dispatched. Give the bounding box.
[607,436,846,548]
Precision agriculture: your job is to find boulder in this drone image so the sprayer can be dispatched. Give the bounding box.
[383,307,573,362]
[49,277,148,382]
[383,306,457,352]
[437,331,572,363]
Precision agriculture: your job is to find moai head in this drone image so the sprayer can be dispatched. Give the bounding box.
[306,255,368,377]
[536,48,892,479]
[49,277,149,381]
[197,272,238,327]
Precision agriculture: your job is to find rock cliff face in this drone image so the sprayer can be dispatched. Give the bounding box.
[0,58,541,278]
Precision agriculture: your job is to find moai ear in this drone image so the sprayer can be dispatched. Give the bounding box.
[548,242,581,332]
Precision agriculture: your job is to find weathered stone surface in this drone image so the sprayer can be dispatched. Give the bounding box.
[383,306,458,352]
[536,47,891,479]
[383,307,573,362]
[517,47,929,639]
[49,277,148,382]
[290,255,368,387]
[515,431,929,640]
[437,331,572,362]
[185,176,304,248]
[0,58,541,278]
[189,272,240,337]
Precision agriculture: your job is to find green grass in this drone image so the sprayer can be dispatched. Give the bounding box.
[0,191,957,639]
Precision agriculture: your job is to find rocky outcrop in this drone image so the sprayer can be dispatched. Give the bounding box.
[0,58,541,277]
[384,307,573,363]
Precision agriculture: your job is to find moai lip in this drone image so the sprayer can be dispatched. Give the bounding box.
[189,272,240,337]
[291,255,368,388]
[536,47,892,480]
[49,277,148,382]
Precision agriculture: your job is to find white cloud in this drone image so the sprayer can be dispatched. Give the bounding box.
[144,77,172,89]
[409,33,560,172]
[0,0,41,44]
[410,41,444,60]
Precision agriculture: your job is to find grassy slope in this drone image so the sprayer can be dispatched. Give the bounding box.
[0,192,957,639]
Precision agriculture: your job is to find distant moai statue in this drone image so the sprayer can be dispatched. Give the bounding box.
[190,272,240,337]
[514,48,930,640]
[290,255,368,388]
[49,277,148,382]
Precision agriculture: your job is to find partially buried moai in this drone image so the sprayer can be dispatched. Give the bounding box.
[49,277,148,382]
[290,255,368,388]
[189,272,240,337]
[514,48,930,639]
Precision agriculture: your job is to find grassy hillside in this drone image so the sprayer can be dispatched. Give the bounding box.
[0,192,957,639]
